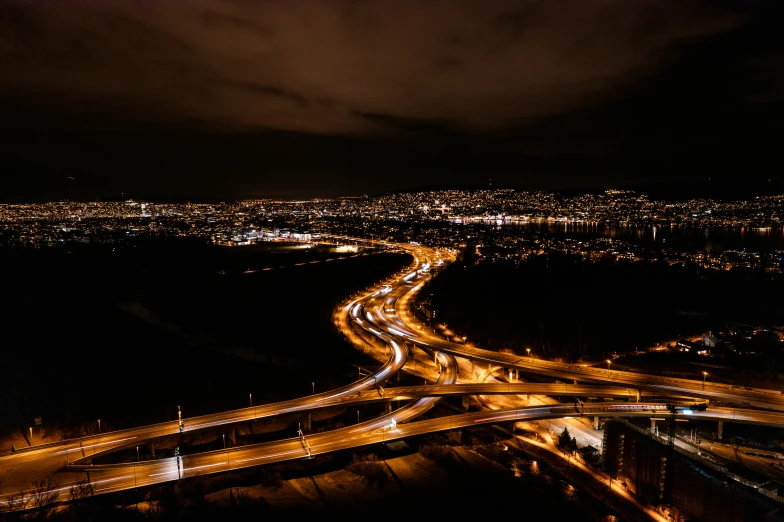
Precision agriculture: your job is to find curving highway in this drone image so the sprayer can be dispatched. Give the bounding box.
[2,237,784,512]
[20,402,784,504]
[377,242,784,411]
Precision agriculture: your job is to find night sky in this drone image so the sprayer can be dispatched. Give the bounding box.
[1,1,782,201]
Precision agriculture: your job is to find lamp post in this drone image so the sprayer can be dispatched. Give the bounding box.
[527,348,531,357]
[137,446,140,462]
[97,419,101,434]
[462,336,467,344]
[249,393,252,407]
[703,372,708,390]
[312,382,315,395]
[223,434,230,471]
[606,359,611,376]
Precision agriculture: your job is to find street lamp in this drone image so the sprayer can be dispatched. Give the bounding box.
[527,348,531,357]
[249,393,252,407]
[223,434,230,471]
[137,446,140,462]
[606,359,611,376]
[97,419,101,434]
[312,382,315,395]
[462,336,467,344]
[703,371,708,390]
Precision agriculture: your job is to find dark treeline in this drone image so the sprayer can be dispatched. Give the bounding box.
[424,247,784,362]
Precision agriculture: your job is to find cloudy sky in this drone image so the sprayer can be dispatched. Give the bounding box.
[1,0,782,200]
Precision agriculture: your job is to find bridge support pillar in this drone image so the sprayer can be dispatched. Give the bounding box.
[718,421,723,441]
[462,395,470,411]
[307,413,312,432]
[385,402,392,414]
[651,418,656,432]
[515,369,519,380]
[637,390,641,403]
[150,442,156,459]
[594,416,600,430]
[228,426,236,445]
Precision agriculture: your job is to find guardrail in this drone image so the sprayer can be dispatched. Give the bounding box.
[7,419,179,456]
[65,460,162,472]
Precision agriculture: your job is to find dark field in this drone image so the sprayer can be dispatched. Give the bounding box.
[0,240,411,440]
[425,250,784,362]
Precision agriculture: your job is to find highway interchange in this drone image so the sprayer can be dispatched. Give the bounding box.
[2,238,784,512]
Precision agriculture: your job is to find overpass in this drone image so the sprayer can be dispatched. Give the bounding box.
[2,237,782,512]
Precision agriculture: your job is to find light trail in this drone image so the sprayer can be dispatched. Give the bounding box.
[4,237,784,518]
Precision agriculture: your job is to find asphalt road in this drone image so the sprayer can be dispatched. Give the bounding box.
[3,237,784,511]
[13,402,784,506]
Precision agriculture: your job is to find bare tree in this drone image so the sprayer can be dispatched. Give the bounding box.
[4,490,30,513]
[69,478,94,502]
[31,478,58,510]
[230,486,251,506]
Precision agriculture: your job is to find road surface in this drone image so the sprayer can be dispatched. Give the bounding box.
[3,237,783,512]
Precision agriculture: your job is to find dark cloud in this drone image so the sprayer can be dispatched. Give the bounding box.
[0,1,782,200]
[0,0,741,134]
[223,80,311,109]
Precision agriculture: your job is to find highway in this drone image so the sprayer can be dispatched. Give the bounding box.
[365,242,784,411]
[0,288,413,503]
[0,253,435,470]
[9,402,784,506]
[3,237,784,512]
[354,239,784,412]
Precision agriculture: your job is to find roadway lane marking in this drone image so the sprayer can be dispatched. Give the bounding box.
[185,462,223,471]
[474,411,527,423]
[94,479,130,493]
[149,470,177,477]
[235,448,304,463]
[56,436,137,454]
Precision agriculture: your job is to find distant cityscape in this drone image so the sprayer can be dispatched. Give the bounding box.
[1,189,783,275]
